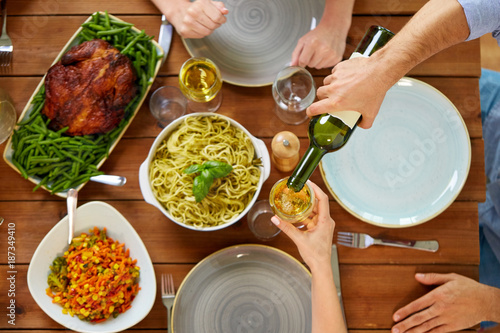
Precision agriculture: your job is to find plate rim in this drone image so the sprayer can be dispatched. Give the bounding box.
[171,244,311,332]
[319,77,472,228]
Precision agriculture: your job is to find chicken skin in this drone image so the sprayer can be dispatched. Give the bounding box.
[43,39,137,136]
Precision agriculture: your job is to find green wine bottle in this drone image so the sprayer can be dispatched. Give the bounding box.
[287,26,395,192]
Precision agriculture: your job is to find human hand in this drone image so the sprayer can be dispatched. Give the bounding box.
[271,181,334,271]
[392,273,495,333]
[170,0,228,39]
[306,56,394,129]
[290,25,346,69]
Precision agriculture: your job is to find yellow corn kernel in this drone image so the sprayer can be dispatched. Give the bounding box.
[92,294,99,301]
[109,306,115,314]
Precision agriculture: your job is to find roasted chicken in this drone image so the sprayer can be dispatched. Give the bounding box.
[43,39,137,136]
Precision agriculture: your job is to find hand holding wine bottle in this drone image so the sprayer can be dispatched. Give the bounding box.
[306,26,398,130]
[287,26,395,192]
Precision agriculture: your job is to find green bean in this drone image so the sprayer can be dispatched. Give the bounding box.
[104,11,111,29]
[121,31,144,55]
[11,159,28,179]
[87,23,107,31]
[149,42,157,80]
[96,26,129,37]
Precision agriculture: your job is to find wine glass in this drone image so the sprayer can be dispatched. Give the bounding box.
[269,177,316,228]
[272,66,315,125]
[179,57,223,113]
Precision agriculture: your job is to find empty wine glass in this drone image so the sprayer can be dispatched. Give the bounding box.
[272,66,315,125]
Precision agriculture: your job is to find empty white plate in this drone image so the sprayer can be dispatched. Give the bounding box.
[320,77,471,227]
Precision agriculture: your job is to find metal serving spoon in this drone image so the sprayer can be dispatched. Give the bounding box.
[67,188,78,244]
[90,175,127,187]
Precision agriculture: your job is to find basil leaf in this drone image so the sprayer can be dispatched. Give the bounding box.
[201,169,214,185]
[193,175,211,203]
[204,161,233,178]
[183,164,202,174]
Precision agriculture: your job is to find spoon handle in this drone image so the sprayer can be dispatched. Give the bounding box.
[90,175,127,187]
[67,189,78,245]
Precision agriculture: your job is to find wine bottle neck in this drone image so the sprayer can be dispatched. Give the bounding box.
[287,145,327,192]
[353,26,395,57]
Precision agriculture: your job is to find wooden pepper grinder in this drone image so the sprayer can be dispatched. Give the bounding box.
[271,131,300,172]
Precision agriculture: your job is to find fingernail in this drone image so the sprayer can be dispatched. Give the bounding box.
[394,314,400,321]
[271,216,280,226]
[393,328,399,333]
[416,273,425,278]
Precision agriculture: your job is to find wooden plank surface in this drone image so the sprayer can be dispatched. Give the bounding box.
[0,200,480,265]
[2,16,480,77]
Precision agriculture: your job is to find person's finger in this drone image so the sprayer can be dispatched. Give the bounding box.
[308,53,324,69]
[306,98,336,117]
[297,47,314,68]
[357,113,375,129]
[307,181,330,221]
[205,1,228,24]
[271,216,303,244]
[414,273,454,286]
[392,315,443,333]
[322,73,334,86]
[212,1,229,15]
[391,308,438,333]
[393,290,438,324]
[291,41,305,66]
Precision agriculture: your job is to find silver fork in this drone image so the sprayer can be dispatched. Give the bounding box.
[337,231,439,252]
[0,0,13,68]
[161,273,176,332]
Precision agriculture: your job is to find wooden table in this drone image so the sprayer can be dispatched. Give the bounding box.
[0,1,485,332]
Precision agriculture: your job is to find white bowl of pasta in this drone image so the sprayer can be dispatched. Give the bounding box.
[139,113,271,231]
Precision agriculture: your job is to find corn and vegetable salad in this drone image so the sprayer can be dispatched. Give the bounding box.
[46,227,140,322]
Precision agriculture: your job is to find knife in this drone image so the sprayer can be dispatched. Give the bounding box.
[158,15,173,65]
[331,244,347,326]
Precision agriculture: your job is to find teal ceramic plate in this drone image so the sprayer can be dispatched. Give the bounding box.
[320,77,471,228]
[172,245,312,333]
[182,0,325,87]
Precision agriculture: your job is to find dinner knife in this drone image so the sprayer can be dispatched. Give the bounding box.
[331,244,347,326]
[158,15,173,65]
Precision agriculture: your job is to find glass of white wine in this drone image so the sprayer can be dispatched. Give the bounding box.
[0,88,17,145]
[179,57,223,113]
[269,177,316,228]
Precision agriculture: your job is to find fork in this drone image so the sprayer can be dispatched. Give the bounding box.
[161,273,176,332]
[0,0,13,68]
[337,231,439,252]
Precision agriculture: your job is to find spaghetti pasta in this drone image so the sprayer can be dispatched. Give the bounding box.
[149,115,261,228]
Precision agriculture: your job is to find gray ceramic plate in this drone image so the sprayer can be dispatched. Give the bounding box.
[182,0,325,87]
[172,244,312,333]
[320,77,471,228]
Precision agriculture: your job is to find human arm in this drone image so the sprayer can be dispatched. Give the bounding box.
[391,273,500,333]
[290,0,354,69]
[271,181,347,333]
[307,0,469,128]
[151,0,228,39]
